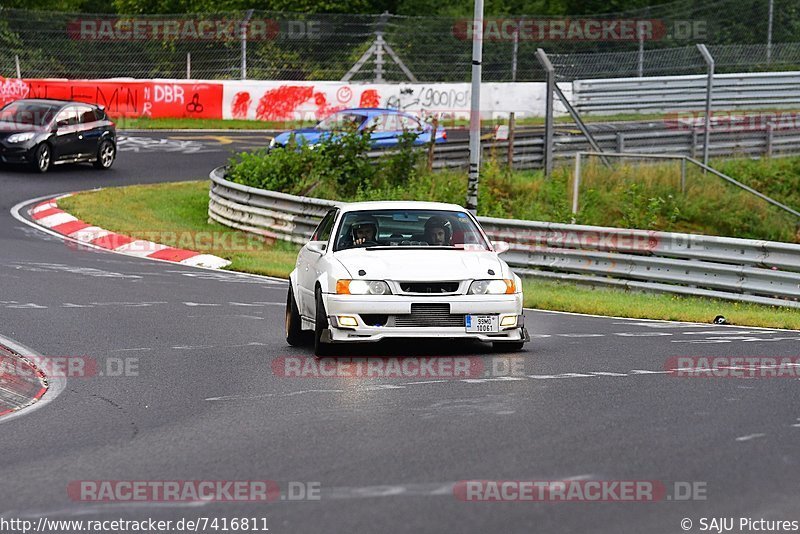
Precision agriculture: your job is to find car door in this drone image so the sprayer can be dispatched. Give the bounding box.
[51,107,81,161]
[298,209,338,317]
[367,114,403,148]
[399,115,428,145]
[75,105,103,157]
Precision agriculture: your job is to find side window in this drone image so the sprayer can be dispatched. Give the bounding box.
[312,210,337,242]
[77,106,97,124]
[55,108,78,128]
[400,115,421,131]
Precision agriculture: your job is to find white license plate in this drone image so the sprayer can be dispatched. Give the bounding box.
[465,315,499,333]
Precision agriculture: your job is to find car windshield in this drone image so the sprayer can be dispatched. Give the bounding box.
[0,101,59,127]
[334,209,491,252]
[316,112,367,131]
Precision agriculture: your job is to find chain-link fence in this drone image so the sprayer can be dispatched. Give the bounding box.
[2,0,800,81]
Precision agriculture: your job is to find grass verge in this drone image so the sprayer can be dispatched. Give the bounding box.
[112,112,675,131]
[58,180,800,330]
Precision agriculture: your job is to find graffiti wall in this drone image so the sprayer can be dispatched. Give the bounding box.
[1,77,568,121]
[221,81,569,121]
[0,77,223,118]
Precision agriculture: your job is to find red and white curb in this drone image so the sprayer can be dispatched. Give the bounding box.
[29,195,231,269]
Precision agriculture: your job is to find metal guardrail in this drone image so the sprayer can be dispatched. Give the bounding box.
[208,166,800,309]
[396,125,800,171]
[572,71,800,115]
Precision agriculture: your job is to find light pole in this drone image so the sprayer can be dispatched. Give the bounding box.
[465,0,484,214]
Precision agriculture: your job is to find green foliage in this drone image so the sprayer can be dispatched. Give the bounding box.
[228,133,800,243]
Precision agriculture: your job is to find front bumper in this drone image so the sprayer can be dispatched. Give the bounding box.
[321,292,527,343]
[0,142,35,164]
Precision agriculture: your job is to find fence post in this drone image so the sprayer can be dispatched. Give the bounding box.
[427,116,438,172]
[241,9,254,80]
[536,48,555,178]
[507,112,515,170]
[616,132,625,153]
[690,128,698,159]
[766,122,774,158]
[697,44,715,171]
[15,55,21,79]
[767,0,774,63]
[572,153,582,217]
[680,157,687,194]
[186,52,191,79]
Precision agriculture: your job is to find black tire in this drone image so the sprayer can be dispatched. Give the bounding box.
[32,143,51,173]
[492,341,526,352]
[285,285,304,346]
[93,140,115,170]
[313,289,332,357]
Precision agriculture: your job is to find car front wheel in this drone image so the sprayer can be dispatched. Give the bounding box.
[285,285,304,346]
[313,289,332,357]
[32,143,51,173]
[93,140,115,170]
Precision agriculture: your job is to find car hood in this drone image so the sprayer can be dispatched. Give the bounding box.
[333,248,505,281]
[0,123,45,137]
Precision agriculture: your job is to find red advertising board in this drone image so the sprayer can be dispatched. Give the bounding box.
[1,78,223,119]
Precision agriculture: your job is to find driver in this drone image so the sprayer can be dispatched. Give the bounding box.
[350,215,380,247]
[423,216,453,246]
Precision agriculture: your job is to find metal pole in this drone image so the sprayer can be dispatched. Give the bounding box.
[511,28,519,82]
[187,52,191,79]
[572,153,582,216]
[15,55,21,79]
[767,0,774,63]
[507,112,515,170]
[637,22,644,77]
[536,48,555,178]
[465,0,484,214]
[375,34,385,82]
[241,9,254,80]
[697,44,714,170]
[680,157,687,194]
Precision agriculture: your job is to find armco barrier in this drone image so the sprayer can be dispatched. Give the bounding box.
[573,71,800,115]
[208,166,800,308]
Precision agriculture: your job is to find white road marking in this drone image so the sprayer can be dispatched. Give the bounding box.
[735,433,767,442]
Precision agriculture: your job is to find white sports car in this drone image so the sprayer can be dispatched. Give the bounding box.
[285,201,530,355]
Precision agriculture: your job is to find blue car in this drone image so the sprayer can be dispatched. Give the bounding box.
[269,108,447,149]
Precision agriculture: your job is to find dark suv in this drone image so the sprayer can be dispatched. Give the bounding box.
[0,99,117,173]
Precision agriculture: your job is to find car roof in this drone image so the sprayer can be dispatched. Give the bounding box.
[9,98,96,109]
[338,201,468,213]
[336,108,416,117]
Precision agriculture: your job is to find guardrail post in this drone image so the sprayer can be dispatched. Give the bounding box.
[536,48,555,178]
[507,112,515,170]
[572,153,582,217]
[680,157,687,194]
[766,122,774,158]
[697,44,715,171]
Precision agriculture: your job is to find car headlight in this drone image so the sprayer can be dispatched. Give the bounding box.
[336,279,392,295]
[7,132,35,144]
[468,279,516,295]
